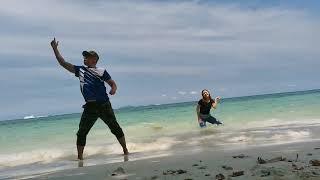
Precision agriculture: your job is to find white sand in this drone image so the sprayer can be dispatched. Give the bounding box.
[29,140,320,180]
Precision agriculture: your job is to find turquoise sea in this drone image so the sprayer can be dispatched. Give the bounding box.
[1,89,320,179]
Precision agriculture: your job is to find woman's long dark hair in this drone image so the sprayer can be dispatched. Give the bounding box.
[201,89,214,102]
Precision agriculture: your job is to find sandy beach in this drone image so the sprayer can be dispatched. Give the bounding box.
[25,139,320,180]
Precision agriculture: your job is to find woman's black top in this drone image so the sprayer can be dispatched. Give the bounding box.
[198,99,215,115]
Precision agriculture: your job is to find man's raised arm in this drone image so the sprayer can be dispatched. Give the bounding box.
[50,38,75,73]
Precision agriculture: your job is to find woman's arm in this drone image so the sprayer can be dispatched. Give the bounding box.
[196,104,201,122]
[211,96,221,109]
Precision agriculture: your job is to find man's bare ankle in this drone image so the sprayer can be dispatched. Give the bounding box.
[123,148,129,155]
[78,156,83,160]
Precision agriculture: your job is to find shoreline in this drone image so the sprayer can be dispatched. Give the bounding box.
[27,140,320,180]
[2,121,320,180]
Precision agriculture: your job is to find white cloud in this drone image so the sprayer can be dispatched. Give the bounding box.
[171,97,178,100]
[190,91,198,95]
[178,91,187,95]
[0,0,318,61]
[110,65,211,75]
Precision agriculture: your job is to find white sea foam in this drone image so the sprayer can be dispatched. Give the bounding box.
[0,137,181,168]
[227,118,320,131]
[23,115,49,119]
[228,135,252,143]
[23,115,35,119]
[0,149,69,167]
[270,130,310,141]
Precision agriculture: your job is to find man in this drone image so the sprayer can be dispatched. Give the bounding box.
[50,38,128,160]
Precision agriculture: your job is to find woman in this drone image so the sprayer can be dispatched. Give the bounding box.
[196,89,222,127]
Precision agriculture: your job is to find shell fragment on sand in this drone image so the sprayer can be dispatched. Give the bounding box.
[215,173,225,180]
[257,156,286,164]
[232,154,248,159]
[310,159,320,166]
[222,165,233,170]
[230,170,244,177]
[163,169,187,175]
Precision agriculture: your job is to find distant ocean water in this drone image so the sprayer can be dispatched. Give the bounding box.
[1,89,320,179]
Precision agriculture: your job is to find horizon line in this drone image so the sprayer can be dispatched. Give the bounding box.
[1,88,319,122]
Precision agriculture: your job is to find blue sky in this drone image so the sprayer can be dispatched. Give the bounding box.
[0,0,319,120]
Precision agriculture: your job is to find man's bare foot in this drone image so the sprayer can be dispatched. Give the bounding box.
[78,159,84,167]
[124,155,129,162]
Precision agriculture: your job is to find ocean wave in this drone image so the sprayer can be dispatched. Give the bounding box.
[0,137,181,167]
[23,115,49,120]
[23,115,36,119]
[0,148,69,167]
[226,118,320,131]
